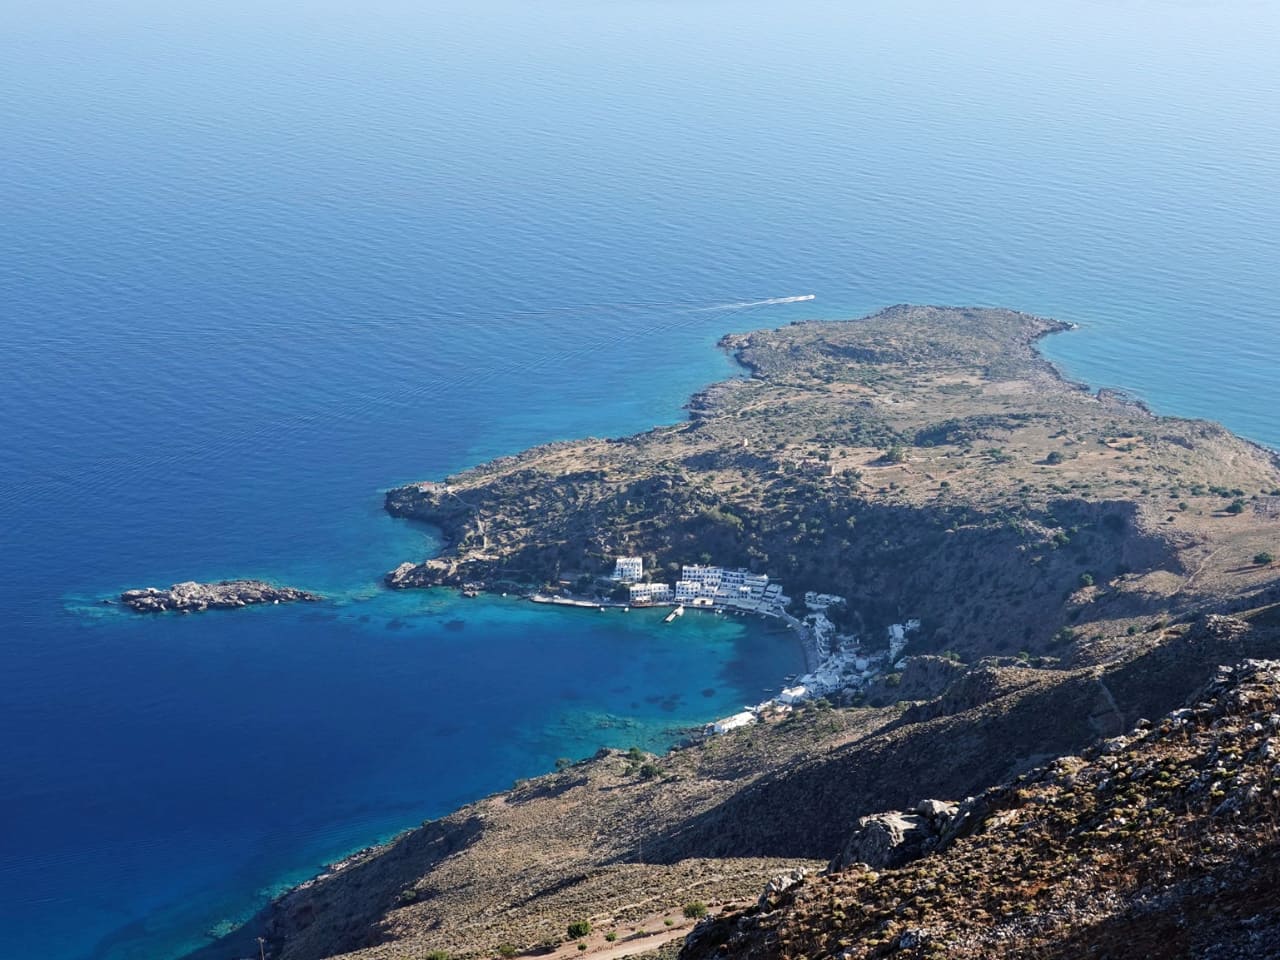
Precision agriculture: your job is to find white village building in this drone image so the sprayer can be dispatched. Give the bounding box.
[712,710,756,735]
[612,556,644,582]
[778,685,808,705]
[628,582,673,604]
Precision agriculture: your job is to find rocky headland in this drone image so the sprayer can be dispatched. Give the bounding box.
[120,580,322,613]
[193,306,1280,960]
[383,305,1280,659]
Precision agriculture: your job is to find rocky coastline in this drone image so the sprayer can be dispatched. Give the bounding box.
[119,580,322,613]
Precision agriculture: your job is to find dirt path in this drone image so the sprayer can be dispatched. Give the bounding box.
[1183,546,1223,592]
[533,899,750,960]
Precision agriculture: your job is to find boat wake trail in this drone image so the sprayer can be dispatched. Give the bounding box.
[696,294,816,312]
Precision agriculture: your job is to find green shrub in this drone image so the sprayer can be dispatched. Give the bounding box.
[1255,552,1275,565]
[424,952,450,960]
[683,902,709,919]
[638,762,660,779]
[578,945,587,952]
[567,921,591,940]
[1226,499,1246,514]
[1079,572,1094,587]
[497,945,518,958]
[604,932,618,942]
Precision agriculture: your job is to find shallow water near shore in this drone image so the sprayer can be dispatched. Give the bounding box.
[2,1,1279,958]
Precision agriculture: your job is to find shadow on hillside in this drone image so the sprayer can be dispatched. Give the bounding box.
[624,613,1280,866]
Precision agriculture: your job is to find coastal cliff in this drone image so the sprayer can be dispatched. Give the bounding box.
[196,306,1280,960]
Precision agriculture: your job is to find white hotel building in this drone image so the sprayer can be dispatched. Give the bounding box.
[628,582,674,604]
[611,556,644,582]
[674,564,771,607]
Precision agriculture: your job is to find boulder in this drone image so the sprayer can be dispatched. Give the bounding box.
[830,798,962,871]
[758,867,809,909]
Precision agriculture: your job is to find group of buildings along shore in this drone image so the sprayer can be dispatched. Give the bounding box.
[611,556,789,614]
[606,556,920,735]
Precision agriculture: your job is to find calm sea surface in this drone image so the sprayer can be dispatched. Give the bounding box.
[2,1,1278,957]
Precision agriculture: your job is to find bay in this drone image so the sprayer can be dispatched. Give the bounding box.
[1,1,1278,958]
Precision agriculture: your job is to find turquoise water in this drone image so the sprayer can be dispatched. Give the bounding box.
[2,1,1279,958]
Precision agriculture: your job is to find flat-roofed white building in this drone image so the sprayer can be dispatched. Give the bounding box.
[612,556,643,582]
[779,685,808,704]
[712,711,755,734]
[628,582,672,604]
[680,564,722,591]
[676,564,771,607]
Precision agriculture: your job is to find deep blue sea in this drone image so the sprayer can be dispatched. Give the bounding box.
[2,1,1278,958]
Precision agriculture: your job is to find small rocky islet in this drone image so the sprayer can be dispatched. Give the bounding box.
[119,580,321,613]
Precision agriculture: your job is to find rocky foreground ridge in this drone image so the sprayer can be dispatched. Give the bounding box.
[683,654,1280,960]
[120,580,321,613]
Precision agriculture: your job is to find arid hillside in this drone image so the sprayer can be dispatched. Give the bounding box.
[682,649,1280,960]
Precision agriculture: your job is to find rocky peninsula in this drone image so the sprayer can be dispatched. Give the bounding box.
[194,306,1280,960]
[383,305,1280,660]
[120,580,321,613]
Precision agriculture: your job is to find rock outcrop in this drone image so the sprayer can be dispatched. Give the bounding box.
[828,799,960,871]
[120,580,321,613]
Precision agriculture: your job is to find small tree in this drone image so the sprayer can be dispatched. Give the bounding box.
[1255,551,1275,565]
[567,921,591,940]
[683,902,709,919]
[1226,499,1246,515]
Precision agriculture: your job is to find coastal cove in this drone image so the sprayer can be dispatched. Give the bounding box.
[3,2,1280,960]
[30,592,804,960]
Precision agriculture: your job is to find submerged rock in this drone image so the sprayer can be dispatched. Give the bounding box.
[119,580,321,613]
